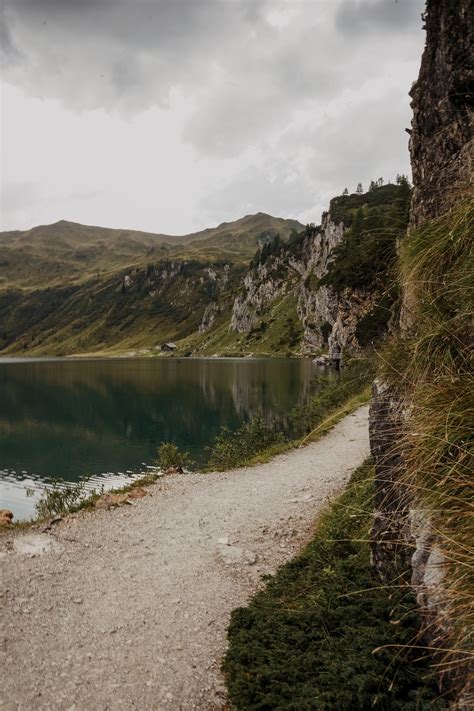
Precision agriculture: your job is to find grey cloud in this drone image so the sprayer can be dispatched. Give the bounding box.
[182,6,421,158]
[0,6,21,66]
[2,0,426,234]
[2,0,424,118]
[335,0,424,35]
[201,163,315,225]
[198,84,414,230]
[1,0,268,110]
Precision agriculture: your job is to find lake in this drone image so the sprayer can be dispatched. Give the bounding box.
[0,357,316,520]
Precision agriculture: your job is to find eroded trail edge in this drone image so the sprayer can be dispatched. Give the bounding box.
[0,406,369,710]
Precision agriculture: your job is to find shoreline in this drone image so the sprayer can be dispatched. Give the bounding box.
[2,388,369,531]
[0,406,370,709]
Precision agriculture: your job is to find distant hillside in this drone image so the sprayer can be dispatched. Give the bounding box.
[0,184,410,358]
[0,213,303,289]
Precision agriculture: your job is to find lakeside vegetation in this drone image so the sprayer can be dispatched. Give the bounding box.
[206,358,373,470]
[17,359,372,524]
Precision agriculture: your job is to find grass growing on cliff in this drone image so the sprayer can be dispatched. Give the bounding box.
[205,358,373,470]
[379,197,474,695]
[223,461,446,710]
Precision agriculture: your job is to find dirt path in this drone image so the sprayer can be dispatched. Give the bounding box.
[0,406,369,711]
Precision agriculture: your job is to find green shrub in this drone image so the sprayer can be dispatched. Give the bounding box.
[35,477,89,518]
[355,292,395,347]
[156,441,191,470]
[223,462,446,710]
[288,358,375,438]
[206,417,286,471]
[321,182,411,295]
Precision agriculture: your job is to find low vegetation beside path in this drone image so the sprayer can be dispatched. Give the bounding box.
[223,461,447,710]
[206,358,374,470]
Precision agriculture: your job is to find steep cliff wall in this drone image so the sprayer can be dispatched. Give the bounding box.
[370,1,473,706]
[229,214,356,355]
[409,0,472,228]
[402,0,473,330]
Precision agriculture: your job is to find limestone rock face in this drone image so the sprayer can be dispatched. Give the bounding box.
[369,379,411,582]
[409,0,473,228]
[296,216,344,352]
[229,214,377,357]
[199,302,219,334]
[402,0,473,331]
[230,255,289,333]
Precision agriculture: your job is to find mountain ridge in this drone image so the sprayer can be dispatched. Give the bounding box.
[0,212,304,289]
[0,183,410,358]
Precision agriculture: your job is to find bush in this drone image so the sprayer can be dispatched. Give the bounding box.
[156,442,191,470]
[354,292,396,347]
[321,320,332,342]
[206,417,286,471]
[288,358,375,438]
[223,462,446,710]
[35,477,89,518]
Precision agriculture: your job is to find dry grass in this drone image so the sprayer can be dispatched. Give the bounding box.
[378,196,474,698]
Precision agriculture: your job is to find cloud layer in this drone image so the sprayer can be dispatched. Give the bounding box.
[1,0,426,233]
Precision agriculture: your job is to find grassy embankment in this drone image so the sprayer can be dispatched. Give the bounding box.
[379,197,473,692]
[223,461,447,710]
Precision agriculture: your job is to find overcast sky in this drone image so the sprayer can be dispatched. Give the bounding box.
[0,0,426,234]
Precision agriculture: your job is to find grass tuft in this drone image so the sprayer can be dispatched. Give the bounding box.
[377,196,473,692]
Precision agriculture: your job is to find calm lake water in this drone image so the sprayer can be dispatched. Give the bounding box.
[0,357,316,520]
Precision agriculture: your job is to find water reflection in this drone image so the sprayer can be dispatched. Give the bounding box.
[0,357,315,519]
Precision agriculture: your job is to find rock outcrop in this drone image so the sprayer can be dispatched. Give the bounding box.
[199,302,219,334]
[229,213,380,358]
[402,0,473,331]
[370,2,473,705]
[409,0,472,229]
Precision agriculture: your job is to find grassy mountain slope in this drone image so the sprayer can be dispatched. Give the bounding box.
[0,184,410,358]
[0,259,245,356]
[0,213,302,289]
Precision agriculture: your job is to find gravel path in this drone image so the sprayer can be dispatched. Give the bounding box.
[0,406,369,711]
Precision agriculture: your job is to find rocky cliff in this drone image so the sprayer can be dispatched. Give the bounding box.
[228,192,402,359]
[370,1,473,706]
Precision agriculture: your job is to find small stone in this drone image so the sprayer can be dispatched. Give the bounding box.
[0,510,14,526]
[217,536,230,545]
[72,597,83,605]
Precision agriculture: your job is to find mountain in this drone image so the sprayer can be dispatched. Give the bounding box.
[0,186,409,357]
[0,213,303,289]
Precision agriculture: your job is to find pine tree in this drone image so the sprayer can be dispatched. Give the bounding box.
[356,183,363,194]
